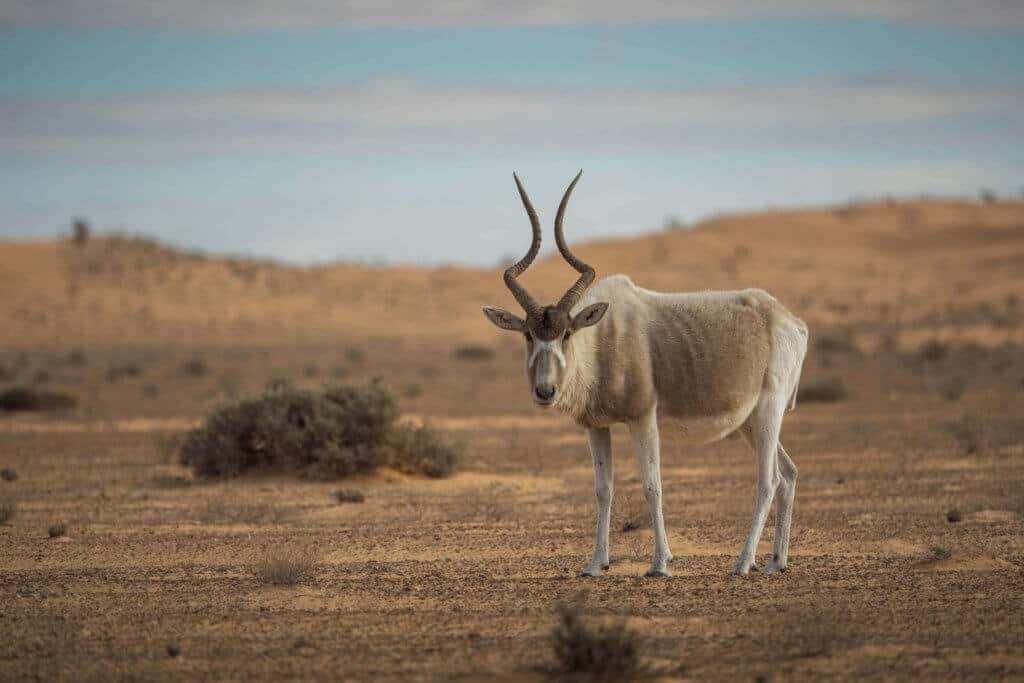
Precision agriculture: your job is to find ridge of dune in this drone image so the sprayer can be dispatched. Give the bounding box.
[1,199,1021,348]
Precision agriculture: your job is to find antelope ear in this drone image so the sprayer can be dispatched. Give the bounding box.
[483,306,526,332]
[571,302,608,331]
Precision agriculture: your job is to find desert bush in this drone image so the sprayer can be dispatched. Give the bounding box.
[105,362,143,382]
[142,383,160,399]
[254,547,317,586]
[0,499,16,524]
[0,387,76,412]
[386,423,459,478]
[180,357,209,377]
[799,376,848,403]
[0,363,14,382]
[333,488,365,504]
[1,468,17,482]
[180,382,456,480]
[551,599,644,679]
[72,218,91,246]
[917,339,949,364]
[452,345,496,361]
[344,347,365,364]
[48,522,67,538]
[815,329,860,356]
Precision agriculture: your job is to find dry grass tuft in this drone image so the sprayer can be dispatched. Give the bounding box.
[613,493,649,533]
[551,598,644,679]
[0,499,16,524]
[1,468,17,482]
[333,488,365,504]
[451,345,496,361]
[48,522,67,538]
[254,547,317,586]
[946,414,989,455]
[180,357,209,377]
[0,387,76,412]
[917,339,950,364]
[799,375,848,403]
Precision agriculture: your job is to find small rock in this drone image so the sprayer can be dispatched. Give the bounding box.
[946,508,962,523]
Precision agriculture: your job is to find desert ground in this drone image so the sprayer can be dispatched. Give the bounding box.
[1,199,1023,681]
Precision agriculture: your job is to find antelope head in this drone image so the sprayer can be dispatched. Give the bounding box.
[483,171,609,407]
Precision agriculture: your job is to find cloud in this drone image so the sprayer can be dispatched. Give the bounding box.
[3,78,1021,161]
[2,0,1024,31]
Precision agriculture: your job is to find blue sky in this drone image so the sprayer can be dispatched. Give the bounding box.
[2,2,1023,264]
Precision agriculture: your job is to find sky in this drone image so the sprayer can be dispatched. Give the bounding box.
[2,2,1023,265]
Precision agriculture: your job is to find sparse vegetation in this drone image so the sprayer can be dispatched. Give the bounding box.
[799,375,848,403]
[0,468,16,482]
[333,488,365,504]
[815,329,860,356]
[254,547,317,586]
[199,500,291,525]
[105,362,144,382]
[386,422,459,478]
[917,339,949,364]
[928,545,952,561]
[551,598,644,679]
[179,382,456,479]
[48,522,67,538]
[613,493,649,532]
[65,349,88,367]
[0,387,76,412]
[71,218,91,246]
[0,499,16,524]
[180,357,209,377]
[345,347,366,364]
[452,345,496,361]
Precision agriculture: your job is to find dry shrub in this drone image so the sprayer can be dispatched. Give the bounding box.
[917,339,949,364]
[0,499,16,524]
[65,350,88,367]
[387,423,459,478]
[0,387,76,412]
[451,345,496,361]
[614,494,649,533]
[180,357,209,377]
[333,488,365,504]
[815,329,860,356]
[1,468,17,482]
[799,375,848,403]
[0,363,14,382]
[105,362,143,382]
[254,547,317,586]
[180,382,456,479]
[551,599,644,679]
[48,522,67,538]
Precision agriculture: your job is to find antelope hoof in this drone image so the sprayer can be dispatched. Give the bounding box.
[644,567,671,578]
[580,565,603,578]
[765,560,787,574]
[730,558,756,576]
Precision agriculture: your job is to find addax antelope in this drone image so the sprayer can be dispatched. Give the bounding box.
[483,171,808,577]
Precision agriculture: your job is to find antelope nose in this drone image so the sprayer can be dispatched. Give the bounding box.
[534,384,556,402]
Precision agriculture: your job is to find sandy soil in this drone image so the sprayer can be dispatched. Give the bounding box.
[1,199,1022,681]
